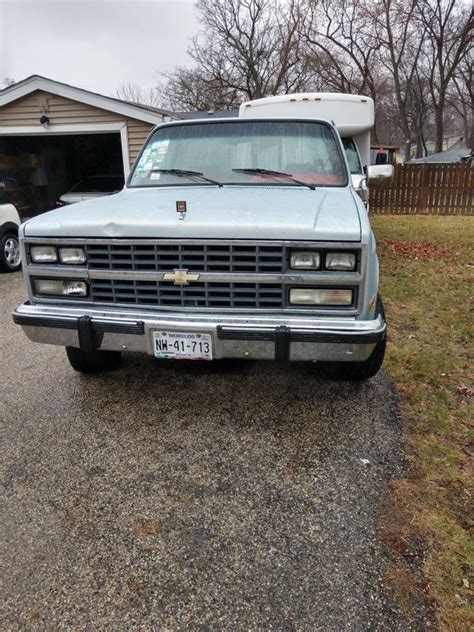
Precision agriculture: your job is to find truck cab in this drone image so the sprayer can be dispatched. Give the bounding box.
[240,93,393,202]
[13,93,392,380]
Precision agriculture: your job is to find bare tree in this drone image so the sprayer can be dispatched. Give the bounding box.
[306,0,421,145]
[371,0,430,159]
[447,56,473,147]
[417,0,473,152]
[150,0,471,150]
[410,70,434,157]
[115,82,163,109]
[305,0,472,154]
[305,0,382,98]
[158,68,242,112]
[161,0,314,111]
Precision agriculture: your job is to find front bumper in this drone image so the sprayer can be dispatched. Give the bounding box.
[13,302,386,362]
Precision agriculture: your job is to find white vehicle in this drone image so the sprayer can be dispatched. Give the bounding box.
[0,191,21,272]
[58,175,124,206]
[14,93,394,380]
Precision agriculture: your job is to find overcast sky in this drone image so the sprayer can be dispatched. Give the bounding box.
[0,0,198,96]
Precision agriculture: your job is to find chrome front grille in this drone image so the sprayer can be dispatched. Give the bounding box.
[86,243,285,273]
[26,239,364,314]
[90,279,285,309]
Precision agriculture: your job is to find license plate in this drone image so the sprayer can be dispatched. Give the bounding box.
[153,330,213,360]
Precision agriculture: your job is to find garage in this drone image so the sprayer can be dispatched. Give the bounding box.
[0,76,171,218]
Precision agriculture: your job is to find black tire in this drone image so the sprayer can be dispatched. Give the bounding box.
[0,232,21,272]
[65,346,122,374]
[319,296,387,382]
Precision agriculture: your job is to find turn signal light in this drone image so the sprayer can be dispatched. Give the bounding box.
[289,288,353,306]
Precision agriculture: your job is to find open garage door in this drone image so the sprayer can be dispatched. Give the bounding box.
[0,132,124,218]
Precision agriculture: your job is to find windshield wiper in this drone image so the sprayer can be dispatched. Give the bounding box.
[232,168,316,190]
[150,168,222,187]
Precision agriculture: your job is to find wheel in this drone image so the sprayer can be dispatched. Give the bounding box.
[65,346,122,374]
[0,232,21,272]
[319,296,387,382]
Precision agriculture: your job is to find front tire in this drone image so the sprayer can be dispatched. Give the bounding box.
[65,347,122,374]
[0,232,21,272]
[319,296,387,382]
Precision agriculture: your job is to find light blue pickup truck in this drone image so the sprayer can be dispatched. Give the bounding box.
[13,93,393,380]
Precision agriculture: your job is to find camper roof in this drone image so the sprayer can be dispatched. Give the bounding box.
[239,93,374,136]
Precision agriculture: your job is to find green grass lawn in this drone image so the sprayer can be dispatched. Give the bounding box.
[371,215,473,630]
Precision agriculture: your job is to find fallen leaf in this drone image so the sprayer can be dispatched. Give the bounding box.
[378,239,453,261]
[455,384,474,399]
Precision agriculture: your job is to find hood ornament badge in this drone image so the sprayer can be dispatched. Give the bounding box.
[176,200,187,220]
[163,269,200,285]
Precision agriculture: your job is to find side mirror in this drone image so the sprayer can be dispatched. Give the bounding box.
[367,164,394,188]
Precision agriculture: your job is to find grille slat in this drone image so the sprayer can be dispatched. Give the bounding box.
[90,279,285,309]
[86,243,285,274]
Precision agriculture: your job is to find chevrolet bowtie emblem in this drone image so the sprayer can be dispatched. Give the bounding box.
[163,268,200,285]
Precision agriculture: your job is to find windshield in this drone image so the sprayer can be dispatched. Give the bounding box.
[71,176,124,193]
[130,120,347,188]
[342,138,363,174]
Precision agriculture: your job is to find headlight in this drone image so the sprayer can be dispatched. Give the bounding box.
[325,252,356,271]
[290,251,321,269]
[59,247,86,264]
[34,279,88,296]
[289,288,353,306]
[31,245,58,263]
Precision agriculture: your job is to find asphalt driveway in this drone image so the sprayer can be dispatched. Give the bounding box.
[1,271,422,630]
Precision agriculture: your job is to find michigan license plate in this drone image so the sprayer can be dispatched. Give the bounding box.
[153,331,213,360]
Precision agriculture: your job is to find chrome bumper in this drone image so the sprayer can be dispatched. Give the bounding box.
[13,302,386,362]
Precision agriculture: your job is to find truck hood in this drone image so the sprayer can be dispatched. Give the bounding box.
[24,186,361,242]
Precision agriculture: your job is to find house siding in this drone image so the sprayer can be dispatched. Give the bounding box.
[0,90,155,167]
[127,119,154,165]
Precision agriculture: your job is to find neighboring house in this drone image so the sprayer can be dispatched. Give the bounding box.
[408,146,472,164]
[424,135,465,156]
[394,135,467,163]
[0,75,173,216]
